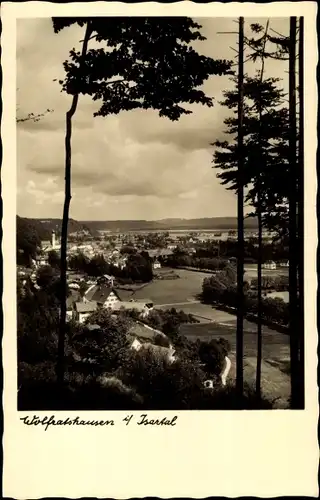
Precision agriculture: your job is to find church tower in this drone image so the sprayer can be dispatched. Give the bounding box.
[51,230,56,249]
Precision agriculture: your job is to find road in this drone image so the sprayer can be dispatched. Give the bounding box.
[155,300,200,307]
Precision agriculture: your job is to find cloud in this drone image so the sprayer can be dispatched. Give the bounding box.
[16,16,289,220]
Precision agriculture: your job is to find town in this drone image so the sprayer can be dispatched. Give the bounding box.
[17,217,290,410]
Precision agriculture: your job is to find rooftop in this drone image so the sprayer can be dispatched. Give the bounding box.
[85,284,120,303]
[75,301,97,313]
[128,321,165,341]
[114,301,147,313]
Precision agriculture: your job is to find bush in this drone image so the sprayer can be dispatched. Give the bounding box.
[118,348,206,409]
[17,362,144,411]
[145,308,199,340]
[154,333,171,348]
[198,382,274,410]
[198,339,227,377]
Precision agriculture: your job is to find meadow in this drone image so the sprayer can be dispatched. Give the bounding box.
[131,268,207,305]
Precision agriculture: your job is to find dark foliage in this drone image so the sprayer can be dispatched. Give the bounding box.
[53,17,232,121]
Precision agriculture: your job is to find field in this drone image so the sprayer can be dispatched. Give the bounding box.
[128,267,291,407]
[130,268,206,305]
[244,264,289,279]
[131,266,289,306]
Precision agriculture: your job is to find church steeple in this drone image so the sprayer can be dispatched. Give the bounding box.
[51,230,56,249]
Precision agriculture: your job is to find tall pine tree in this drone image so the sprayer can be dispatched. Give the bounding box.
[212,73,289,399]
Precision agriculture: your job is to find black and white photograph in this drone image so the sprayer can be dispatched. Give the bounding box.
[15,14,309,412]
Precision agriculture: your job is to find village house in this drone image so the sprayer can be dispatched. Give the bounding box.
[278,260,289,267]
[84,283,121,309]
[262,260,276,270]
[153,259,161,270]
[113,299,153,318]
[32,254,48,268]
[97,275,115,287]
[127,322,176,363]
[74,301,98,324]
[69,282,80,290]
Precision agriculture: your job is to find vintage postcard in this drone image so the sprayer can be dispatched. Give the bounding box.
[1,1,318,498]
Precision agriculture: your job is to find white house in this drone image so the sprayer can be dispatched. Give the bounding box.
[114,300,152,318]
[262,260,276,270]
[153,260,161,270]
[75,301,98,324]
[32,255,48,268]
[84,284,121,309]
[278,260,289,267]
[69,282,80,290]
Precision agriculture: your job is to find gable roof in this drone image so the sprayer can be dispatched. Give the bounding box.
[75,301,97,313]
[66,289,81,310]
[114,301,147,313]
[114,288,135,301]
[87,284,121,304]
[128,321,165,341]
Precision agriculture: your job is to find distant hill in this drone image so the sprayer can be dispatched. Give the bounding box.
[17,216,258,237]
[17,216,97,239]
[80,217,258,232]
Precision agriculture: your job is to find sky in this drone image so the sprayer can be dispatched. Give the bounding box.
[17,17,289,221]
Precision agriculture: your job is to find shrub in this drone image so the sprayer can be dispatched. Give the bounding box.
[199,382,274,410]
[118,348,206,409]
[198,339,227,377]
[18,361,143,411]
[154,333,171,348]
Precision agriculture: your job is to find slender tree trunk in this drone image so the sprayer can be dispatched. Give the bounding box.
[236,16,245,404]
[256,20,269,400]
[298,16,305,407]
[256,195,263,398]
[288,17,299,409]
[57,21,93,387]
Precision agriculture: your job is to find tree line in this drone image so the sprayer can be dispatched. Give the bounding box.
[68,251,153,283]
